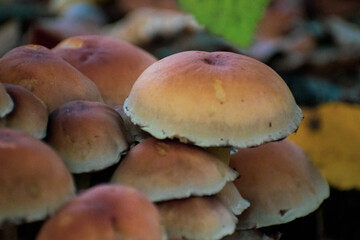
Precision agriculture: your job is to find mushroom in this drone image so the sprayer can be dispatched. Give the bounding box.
[0,44,103,112]
[111,137,239,202]
[36,184,166,240]
[45,100,129,188]
[123,51,302,163]
[52,35,157,106]
[158,196,237,240]
[229,139,329,229]
[2,84,48,139]
[0,128,75,239]
[111,137,249,240]
[0,82,13,118]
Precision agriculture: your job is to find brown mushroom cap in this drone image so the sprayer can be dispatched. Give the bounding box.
[229,139,329,229]
[0,82,13,117]
[36,184,166,240]
[158,196,237,240]
[52,35,157,106]
[0,44,103,112]
[46,100,128,173]
[124,51,302,148]
[3,84,48,139]
[111,137,238,202]
[0,128,75,226]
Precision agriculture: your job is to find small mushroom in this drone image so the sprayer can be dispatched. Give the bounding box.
[3,84,48,139]
[45,100,128,175]
[36,184,166,240]
[229,139,329,229]
[158,196,237,240]
[111,137,239,202]
[0,128,75,239]
[0,44,103,112]
[52,35,157,106]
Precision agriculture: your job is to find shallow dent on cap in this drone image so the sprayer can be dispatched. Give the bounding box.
[58,38,84,49]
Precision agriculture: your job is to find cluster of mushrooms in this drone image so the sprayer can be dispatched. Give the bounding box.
[0,35,329,240]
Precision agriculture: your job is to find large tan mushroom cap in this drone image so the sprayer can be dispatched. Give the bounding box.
[0,128,75,226]
[230,139,329,229]
[0,82,13,117]
[124,51,302,148]
[0,44,103,112]
[52,35,157,106]
[37,184,166,240]
[46,100,128,173]
[3,84,48,139]
[158,196,237,240]
[111,137,238,201]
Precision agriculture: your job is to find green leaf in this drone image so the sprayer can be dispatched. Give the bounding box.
[178,0,269,47]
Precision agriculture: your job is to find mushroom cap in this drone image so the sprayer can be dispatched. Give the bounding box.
[0,44,103,112]
[0,82,14,117]
[124,51,302,148]
[158,196,237,240]
[36,184,166,240]
[52,35,157,106]
[229,139,329,229]
[46,100,128,173]
[111,137,238,202]
[0,128,75,226]
[3,84,48,139]
[216,182,250,216]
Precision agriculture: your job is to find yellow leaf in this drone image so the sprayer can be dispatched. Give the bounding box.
[289,102,360,190]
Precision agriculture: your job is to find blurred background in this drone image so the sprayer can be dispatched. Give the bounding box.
[0,0,359,239]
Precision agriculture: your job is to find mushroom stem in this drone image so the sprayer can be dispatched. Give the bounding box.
[316,207,325,240]
[205,147,232,165]
[0,223,17,240]
[74,172,92,190]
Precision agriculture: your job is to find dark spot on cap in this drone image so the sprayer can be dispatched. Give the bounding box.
[203,58,214,65]
[202,56,225,66]
[269,122,272,128]
[308,116,321,131]
[279,209,288,216]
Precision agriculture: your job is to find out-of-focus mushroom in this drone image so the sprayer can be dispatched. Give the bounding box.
[105,7,201,47]
[229,139,329,229]
[111,137,239,202]
[158,196,237,240]
[45,100,128,174]
[3,84,48,139]
[0,128,75,236]
[0,44,103,112]
[116,0,179,13]
[36,184,166,240]
[52,35,157,106]
[0,83,13,118]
